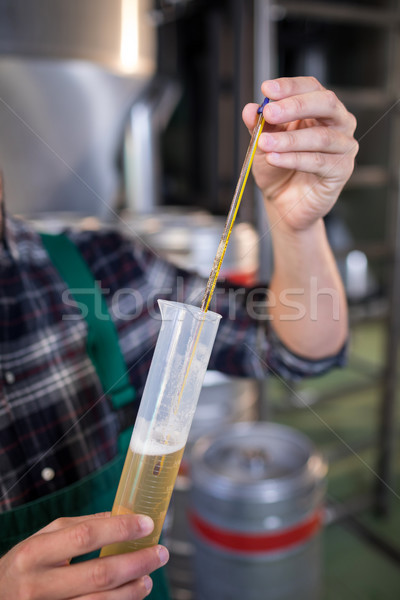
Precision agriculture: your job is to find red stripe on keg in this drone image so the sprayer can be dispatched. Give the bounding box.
[189,509,323,554]
[178,459,190,477]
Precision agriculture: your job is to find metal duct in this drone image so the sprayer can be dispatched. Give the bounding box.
[0,0,156,76]
[0,0,160,217]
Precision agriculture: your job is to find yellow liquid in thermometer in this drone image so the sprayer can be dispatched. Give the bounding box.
[100,442,184,556]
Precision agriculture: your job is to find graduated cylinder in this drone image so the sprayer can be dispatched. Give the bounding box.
[101,300,221,556]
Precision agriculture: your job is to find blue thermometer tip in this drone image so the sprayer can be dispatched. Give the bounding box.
[257,97,270,114]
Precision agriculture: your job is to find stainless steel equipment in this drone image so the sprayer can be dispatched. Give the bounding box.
[190,422,327,600]
[0,0,155,75]
[166,373,258,549]
[164,374,258,598]
[0,0,158,217]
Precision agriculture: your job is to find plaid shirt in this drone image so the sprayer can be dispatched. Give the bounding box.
[0,212,346,512]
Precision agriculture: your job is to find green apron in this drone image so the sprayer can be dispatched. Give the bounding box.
[0,233,170,599]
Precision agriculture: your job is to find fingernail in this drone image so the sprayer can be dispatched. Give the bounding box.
[143,575,153,594]
[268,152,281,163]
[270,80,280,92]
[138,515,154,534]
[157,545,169,566]
[259,133,275,151]
[263,79,280,92]
[267,103,282,118]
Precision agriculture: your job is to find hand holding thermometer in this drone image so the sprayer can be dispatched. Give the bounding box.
[100,98,269,557]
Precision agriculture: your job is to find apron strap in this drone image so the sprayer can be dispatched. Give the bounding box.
[40,233,136,425]
[1,233,169,599]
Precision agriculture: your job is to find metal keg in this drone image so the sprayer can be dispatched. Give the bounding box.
[164,375,258,598]
[190,422,327,600]
[166,375,258,541]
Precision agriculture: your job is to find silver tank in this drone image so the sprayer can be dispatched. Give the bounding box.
[0,0,158,218]
[190,421,327,600]
[163,374,258,597]
[166,374,258,542]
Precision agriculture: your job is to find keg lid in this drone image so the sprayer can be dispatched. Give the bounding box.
[190,422,327,502]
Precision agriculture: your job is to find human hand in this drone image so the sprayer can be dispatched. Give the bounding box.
[242,76,358,232]
[0,512,169,600]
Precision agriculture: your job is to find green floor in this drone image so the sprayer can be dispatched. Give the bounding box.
[323,525,400,599]
[266,319,400,599]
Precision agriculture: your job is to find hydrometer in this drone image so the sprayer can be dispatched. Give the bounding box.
[100,98,269,557]
[201,96,269,312]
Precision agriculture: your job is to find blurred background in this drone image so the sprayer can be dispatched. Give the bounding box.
[1,0,400,598]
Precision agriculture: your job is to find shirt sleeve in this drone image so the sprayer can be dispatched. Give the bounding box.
[205,281,348,381]
[69,228,348,382]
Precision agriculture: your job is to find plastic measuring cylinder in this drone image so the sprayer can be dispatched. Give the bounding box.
[101,300,221,556]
